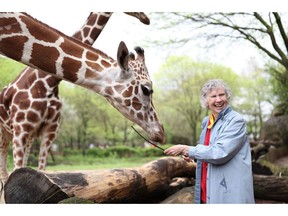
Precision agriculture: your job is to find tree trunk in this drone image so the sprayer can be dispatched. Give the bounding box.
[3,157,196,203]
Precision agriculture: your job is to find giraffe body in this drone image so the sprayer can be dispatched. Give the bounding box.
[0,12,165,186]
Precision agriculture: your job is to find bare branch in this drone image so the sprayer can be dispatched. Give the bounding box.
[254,12,288,68]
[273,12,288,54]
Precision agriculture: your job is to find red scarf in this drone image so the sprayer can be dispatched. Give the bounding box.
[201,114,215,203]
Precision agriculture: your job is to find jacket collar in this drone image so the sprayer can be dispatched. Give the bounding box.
[216,105,232,121]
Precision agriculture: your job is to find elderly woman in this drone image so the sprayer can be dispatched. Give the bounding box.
[164,79,255,204]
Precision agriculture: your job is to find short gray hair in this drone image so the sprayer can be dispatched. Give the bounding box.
[200,79,231,109]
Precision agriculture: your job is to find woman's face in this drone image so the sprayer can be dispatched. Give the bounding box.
[206,87,228,117]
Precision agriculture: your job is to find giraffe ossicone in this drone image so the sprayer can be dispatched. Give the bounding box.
[0,12,165,183]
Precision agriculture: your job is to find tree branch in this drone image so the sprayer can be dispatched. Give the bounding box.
[273,12,288,54]
[254,12,288,69]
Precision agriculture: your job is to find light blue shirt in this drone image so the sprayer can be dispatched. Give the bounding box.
[189,105,255,204]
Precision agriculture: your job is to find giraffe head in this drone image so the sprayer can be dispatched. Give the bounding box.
[103,41,165,144]
[124,12,150,25]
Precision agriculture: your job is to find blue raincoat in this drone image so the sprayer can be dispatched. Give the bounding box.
[189,105,255,204]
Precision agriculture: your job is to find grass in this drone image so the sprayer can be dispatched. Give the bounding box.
[45,156,162,171]
[6,154,163,172]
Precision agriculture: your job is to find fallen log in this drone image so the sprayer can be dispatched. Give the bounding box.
[253,174,288,203]
[3,157,196,204]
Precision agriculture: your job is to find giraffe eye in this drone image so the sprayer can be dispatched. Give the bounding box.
[141,85,153,96]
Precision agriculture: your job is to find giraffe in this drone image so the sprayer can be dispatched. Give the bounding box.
[0,12,151,175]
[0,12,165,186]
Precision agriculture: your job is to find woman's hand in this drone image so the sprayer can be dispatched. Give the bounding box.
[164,144,189,157]
[164,145,194,162]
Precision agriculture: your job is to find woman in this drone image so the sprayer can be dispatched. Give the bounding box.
[164,79,255,204]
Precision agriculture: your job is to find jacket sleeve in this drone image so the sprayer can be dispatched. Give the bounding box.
[189,113,247,165]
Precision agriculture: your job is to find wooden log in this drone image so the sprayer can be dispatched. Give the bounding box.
[4,167,69,203]
[3,157,196,203]
[253,174,288,203]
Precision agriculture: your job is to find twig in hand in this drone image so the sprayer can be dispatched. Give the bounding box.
[131,125,165,152]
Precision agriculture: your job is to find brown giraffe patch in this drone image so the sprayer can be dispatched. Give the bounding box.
[137,113,143,120]
[60,39,83,58]
[31,101,47,115]
[15,112,25,122]
[46,75,61,87]
[27,111,39,123]
[18,99,30,110]
[13,125,21,136]
[0,16,21,34]
[132,101,142,111]
[62,57,82,82]
[124,99,131,106]
[31,81,47,98]
[86,51,99,61]
[14,92,29,106]
[123,86,133,97]
[97,15,110,26]
[21,16,59,43]
[17,72,37,89]
[86,61,104,71]
[101,59,111,68]
[83,27,90,38]
[85,69,98,80]
[0,36,28,61]
[31,43,58,74]
[22,123,33,132]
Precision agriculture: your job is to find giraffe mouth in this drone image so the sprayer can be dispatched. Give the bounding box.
[131,126,165,151]
[148,126,166,144]
[149,134,165,144]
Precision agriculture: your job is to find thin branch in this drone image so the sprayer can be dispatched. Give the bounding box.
[273,12,288,54]
[254,12,288,67]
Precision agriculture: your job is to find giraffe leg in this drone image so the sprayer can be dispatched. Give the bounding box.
[0,128,10,203]
[12,132,27,171]
[0,129,9,182]
[22,137,34,167]
[38,131,57,171]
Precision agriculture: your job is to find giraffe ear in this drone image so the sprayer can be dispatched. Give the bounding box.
[117,41,129,71]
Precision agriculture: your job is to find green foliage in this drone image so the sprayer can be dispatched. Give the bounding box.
[85,145,171,158]
[140,144,173,157]
[86,144,171,158]
[265,62,288,115]
[0,57,26,89]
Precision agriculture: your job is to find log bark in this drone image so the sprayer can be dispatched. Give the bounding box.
[253,174,288,203]
[3,157,196,203]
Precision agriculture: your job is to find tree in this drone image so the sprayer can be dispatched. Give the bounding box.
[58,82,139,150]
[149,12,288,114]
[237,58,275,140]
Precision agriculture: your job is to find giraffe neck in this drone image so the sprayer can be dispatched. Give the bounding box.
[72,12,113,45]
[0,12,115,92]
[72,12,150,46]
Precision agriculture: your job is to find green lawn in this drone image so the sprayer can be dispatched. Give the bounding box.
[47,157,162,171]
[8,156,163,172]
